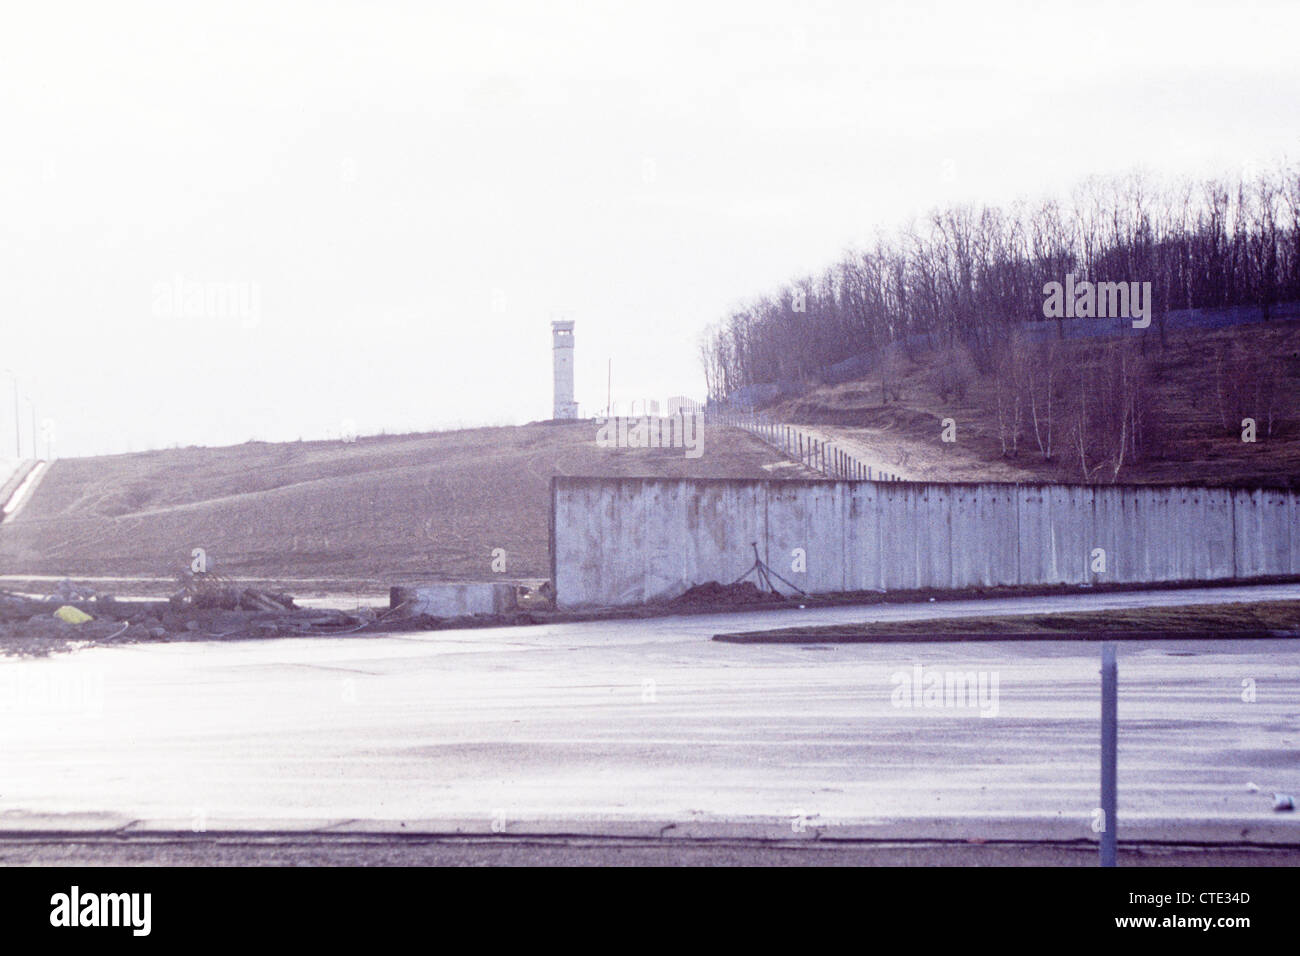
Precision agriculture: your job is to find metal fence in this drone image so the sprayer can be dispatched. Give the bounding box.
[706,408,903,482]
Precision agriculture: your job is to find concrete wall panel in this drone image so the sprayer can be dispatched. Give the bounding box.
[951,484,1018,587]
[552,477,1300,608]
[1234,488,1293,578]
[845,482,883,592]
[763,480,844,594]
[1291,492,1300,576]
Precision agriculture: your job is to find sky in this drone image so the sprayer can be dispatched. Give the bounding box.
[2,0,1298,458]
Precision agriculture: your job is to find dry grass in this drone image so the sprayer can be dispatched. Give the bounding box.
[714,600,1300,642]
[0,421,812,583]
[770,321,1300,486]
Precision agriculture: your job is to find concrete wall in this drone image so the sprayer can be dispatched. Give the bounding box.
[390,582,518,617]
[551,476,1300,608]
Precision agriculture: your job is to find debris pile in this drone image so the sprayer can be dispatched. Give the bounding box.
[0,574,394,655]
[170,570,297,612]
[669,580,786,607]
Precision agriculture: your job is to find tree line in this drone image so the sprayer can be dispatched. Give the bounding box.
[700,163,1300,403]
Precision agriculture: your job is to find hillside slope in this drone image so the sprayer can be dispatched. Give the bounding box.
[766,321,1300,487]
[0,422,810,583]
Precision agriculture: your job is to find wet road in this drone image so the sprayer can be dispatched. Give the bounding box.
[1,583,1298,844]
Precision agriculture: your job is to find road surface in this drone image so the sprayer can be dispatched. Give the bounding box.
[1,583,1298,857]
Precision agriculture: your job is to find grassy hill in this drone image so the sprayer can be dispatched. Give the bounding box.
[8,322,1294,591]
[0,421,810,585]
[766,320,1300,487]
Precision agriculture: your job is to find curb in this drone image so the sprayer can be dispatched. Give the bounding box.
[1,813,1296,847]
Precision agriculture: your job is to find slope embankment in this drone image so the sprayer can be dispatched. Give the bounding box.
[0,421,809,584]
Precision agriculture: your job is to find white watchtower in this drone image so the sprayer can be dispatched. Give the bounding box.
[551,319,578,419]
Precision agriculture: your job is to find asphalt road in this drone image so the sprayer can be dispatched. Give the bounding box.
[2,582,1298,855]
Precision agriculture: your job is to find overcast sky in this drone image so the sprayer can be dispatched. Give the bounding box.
[3,0,1298,457]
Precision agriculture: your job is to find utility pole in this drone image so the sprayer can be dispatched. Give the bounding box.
[606,359,612,417]
[6,371,18,457]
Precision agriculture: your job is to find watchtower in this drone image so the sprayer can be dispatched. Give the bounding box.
[551,319,577,419]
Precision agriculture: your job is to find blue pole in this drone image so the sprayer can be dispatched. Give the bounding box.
[1100,642,1118,867]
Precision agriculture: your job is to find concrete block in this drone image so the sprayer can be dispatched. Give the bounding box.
[390,582,518,617]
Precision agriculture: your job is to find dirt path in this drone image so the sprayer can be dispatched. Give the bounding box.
[793,424,1038,483]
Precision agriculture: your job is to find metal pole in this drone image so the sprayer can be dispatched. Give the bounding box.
[1100,642,1118,867]
[8,374,19,458]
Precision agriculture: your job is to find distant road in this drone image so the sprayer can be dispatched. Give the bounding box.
[0,459,43,522]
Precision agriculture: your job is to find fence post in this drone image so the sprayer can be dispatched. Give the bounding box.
[1100,642,1118,867]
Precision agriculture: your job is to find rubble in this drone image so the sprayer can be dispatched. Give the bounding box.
[170,570,297,612]
[668,580,786,606]
[0,572,398,656]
